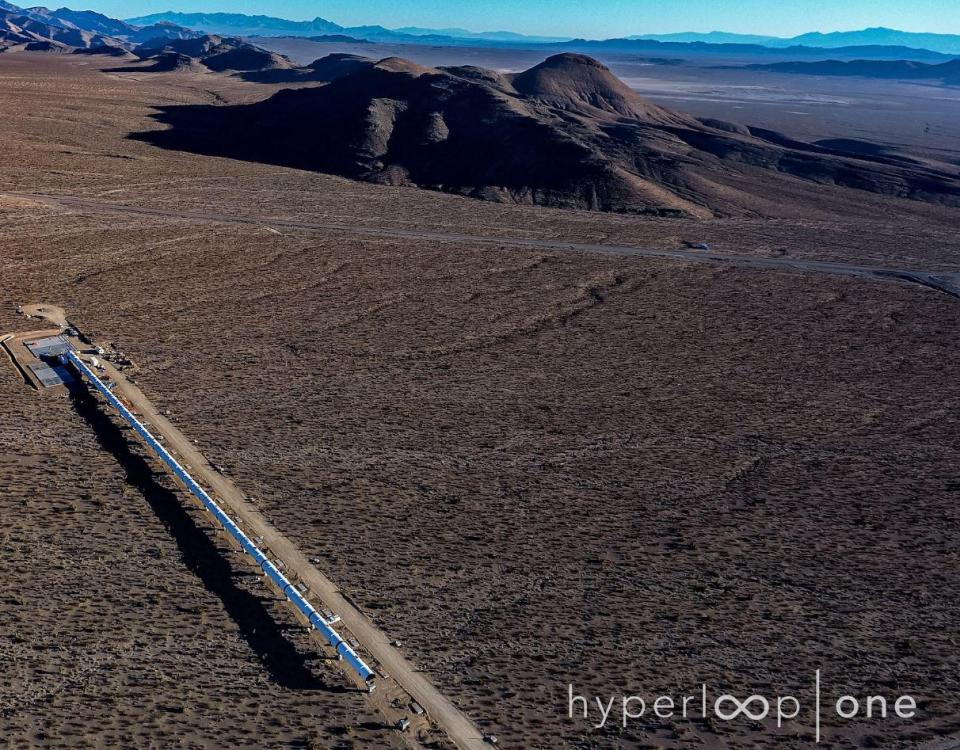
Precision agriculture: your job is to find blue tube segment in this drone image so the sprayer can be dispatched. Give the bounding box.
[63,352,376,684]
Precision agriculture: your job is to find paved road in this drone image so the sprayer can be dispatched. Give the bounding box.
[22,306,489,750]
[7,192,960,300]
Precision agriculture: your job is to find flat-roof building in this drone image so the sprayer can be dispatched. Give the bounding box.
[27,335,73,358]
[28,361,75,387]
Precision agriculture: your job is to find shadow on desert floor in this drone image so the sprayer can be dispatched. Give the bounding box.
[69,385,347,693]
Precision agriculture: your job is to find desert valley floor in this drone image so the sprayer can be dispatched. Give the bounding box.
[1,54,959,749]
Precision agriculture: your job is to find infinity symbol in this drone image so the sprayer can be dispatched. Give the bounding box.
[715,694,770,721]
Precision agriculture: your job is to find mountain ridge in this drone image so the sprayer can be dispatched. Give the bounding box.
[132,52,960,217]
[4,3,957,60]
[1,0,199,46]
[124,11,960,56]
[743,57,960,85]
[635,26,960,55]
[547,37,952,61]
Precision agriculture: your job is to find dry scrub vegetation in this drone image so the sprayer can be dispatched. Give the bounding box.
[1,55,958,749]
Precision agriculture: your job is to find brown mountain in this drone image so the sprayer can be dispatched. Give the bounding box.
[127,21,199,44]
[133,34,292,72]
[0,5,200,49]
[135,52,960,217]
[511,53,693,126]
[71,42,132,56]
[241,51,378,83]
[1,9,121,47]
[21,6,135,36]
[24,38,65,50]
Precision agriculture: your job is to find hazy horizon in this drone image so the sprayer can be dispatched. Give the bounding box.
[54,0,960,39]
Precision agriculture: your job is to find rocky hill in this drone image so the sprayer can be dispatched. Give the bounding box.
[135,52,960,216]
[133,34,293,72]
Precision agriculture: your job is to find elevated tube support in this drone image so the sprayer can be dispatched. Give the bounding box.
[62,351,376,686]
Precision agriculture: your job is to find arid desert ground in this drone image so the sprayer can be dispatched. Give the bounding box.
[1,53,959,749]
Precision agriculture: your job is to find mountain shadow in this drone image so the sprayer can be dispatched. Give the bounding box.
[131,52,960,217]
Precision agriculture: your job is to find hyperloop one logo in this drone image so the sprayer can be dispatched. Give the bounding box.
[567,671,918,743]
[714,693,780,721]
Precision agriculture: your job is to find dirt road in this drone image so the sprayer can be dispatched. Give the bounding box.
[6,192,959,300]
[21,306,490,750]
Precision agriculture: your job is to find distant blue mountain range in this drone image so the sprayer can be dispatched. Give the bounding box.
[636,27,960,55]
[125,13,960,55]
[743,58,960,85]
[124,11,570,44]
[4,2,960,61]
[554,37,952,62]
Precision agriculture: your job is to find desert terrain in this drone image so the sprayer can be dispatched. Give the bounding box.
[1,48,959,750]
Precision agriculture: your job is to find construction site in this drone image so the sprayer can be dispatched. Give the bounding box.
[2,303,493,749]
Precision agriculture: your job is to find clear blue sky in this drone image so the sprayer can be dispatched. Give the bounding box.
[93,0,960,38]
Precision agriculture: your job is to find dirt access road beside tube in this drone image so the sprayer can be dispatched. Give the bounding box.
[24,305,490,750]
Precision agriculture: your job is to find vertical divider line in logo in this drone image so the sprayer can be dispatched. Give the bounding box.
[815,669,821,744]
